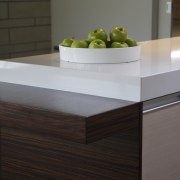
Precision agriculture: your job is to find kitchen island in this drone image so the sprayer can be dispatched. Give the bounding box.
[0,37,180,180]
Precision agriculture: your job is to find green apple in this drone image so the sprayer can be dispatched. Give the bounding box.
[89,39,106,48]
[84,39,91,46]
[111,42,128,48]
[71,40,88,48]
[61,38,74,47]
[125,37,137,47]
[110,27,128,42]
[87,28,108,42]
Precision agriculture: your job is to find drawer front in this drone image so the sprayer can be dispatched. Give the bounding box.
[142,103,180,180]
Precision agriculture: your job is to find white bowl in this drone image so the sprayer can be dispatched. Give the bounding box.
[59,44,141,64]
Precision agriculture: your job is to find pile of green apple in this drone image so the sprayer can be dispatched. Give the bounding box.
[60,27,137,48]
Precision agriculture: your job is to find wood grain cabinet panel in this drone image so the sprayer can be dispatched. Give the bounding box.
[0,83,142,179]
[142,103,180,180]
[1,127,141,180]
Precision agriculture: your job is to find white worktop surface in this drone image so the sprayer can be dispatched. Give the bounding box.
[1,37,180,102]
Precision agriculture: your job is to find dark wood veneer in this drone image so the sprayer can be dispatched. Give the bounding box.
[86,105,140,143]
[0,102,139,144]
[0,102,86,143]
[0,82,139,144]
[0,82,142,179]
[1,127,141,180]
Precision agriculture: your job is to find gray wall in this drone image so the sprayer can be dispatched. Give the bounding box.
[0,0,51,60]
[51,0,153,47]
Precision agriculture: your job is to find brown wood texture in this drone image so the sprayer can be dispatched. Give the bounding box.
[173,0,180,4]
[86,105,140,143]
[0,82,139,144]
[0,82,142,179]
[0,102,139,144]
[173,0,180,19]
[1,127,141,180]
[0,82,134,117]
[0,102,86,144]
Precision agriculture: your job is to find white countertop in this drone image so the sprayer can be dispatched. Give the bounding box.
[1,37,180,102]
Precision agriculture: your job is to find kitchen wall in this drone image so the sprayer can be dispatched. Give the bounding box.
[0,0,172,60]
[0,0,51,60]
[51,0,153,48]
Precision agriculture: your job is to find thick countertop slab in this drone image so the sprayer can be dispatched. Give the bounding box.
[1,37,180,102]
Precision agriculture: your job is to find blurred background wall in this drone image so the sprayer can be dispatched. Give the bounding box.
[51,0,153,48]
[0,0,51,60]
[0,0,177,60]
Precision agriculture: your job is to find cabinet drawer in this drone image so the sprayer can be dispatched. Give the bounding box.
[142,102,180,180]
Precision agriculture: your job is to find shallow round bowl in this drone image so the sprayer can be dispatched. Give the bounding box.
[59,44,141,64]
